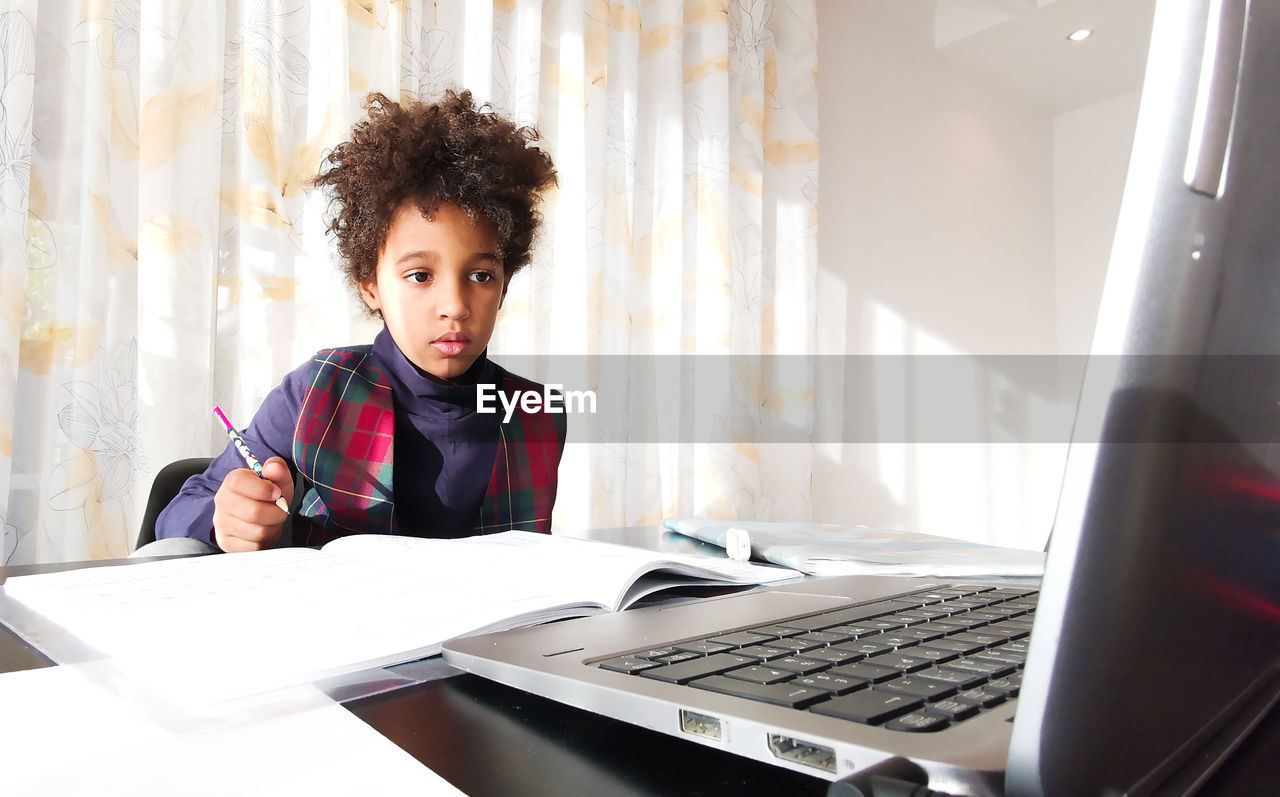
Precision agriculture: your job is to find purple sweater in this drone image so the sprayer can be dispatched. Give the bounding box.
[156,328,502,546]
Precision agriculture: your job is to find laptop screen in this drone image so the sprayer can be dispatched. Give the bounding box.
[1009,0,1280,792]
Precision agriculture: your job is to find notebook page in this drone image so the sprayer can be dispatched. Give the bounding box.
[1,544,608,708]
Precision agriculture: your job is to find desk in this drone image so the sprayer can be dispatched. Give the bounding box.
[2,529,1277,796]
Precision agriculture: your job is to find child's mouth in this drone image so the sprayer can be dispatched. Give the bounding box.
[432,338,468,357]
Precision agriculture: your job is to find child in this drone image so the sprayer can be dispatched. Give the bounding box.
[152,90,563,553]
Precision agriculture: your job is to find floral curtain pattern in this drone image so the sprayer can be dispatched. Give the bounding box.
[0,0,818,565]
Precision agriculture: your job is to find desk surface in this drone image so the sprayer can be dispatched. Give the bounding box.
[2,529,1277,795]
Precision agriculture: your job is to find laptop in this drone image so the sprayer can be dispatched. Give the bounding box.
[443,1,1280,793]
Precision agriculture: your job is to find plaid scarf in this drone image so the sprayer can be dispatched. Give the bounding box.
[290,347,565,545]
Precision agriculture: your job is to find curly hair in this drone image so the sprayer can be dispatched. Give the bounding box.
[313,90,558,304]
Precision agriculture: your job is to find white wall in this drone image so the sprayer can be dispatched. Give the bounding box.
[1053,91,1142,353]
[811,1,1137,550]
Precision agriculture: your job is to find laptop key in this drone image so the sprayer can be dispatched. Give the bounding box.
[897,608,950,620]
[598,656,662,674]
[708,631,778,647]
[942,658,1016,678]
[944,598,993,610]
[920,638,985,655]
[835,640,894,657]
[752,624,803,637]
[797,629,848,644]
[906,646,958,664]
[804,646,866,666]
[928,698,980,721]
[984,673,1023,697]
[914,666,987,690]
[954,687,1006,708]
[640,653,755,684]
[975,605,1026,618]
[771,636,828,654]
[947,631,1004,647]
[734,644,792,662]
[794,672,867,695]
[939,586,994,596]
[826,624,888,640]
[984,621,1031,640]
[931,615,990,631]
[692,675,829,709]
[987,587,1037,598]
[811,689,924,725]
[910,621,961,636]
[879,614,927,627]
[725,665,794,685]
[863,652,933,672]
[908,591,954,604]
[876,676,958,702]
[884,711,950,733]
[889,597,932,607]
[971,648,1027,667]
[770,656,830,676]
[876,635,925,650]
[860,619,907,632]
[967,610,1012,622]
[828,662,899,683]
[896,626,948,642]
[836,599,918,622]
[674,639,735,655]
[1001,597,1039,608]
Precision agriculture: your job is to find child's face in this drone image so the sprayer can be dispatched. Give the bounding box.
[360,201,507,382]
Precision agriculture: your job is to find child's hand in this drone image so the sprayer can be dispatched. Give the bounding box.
[212,457,294,552]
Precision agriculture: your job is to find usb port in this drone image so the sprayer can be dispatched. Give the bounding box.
[767,734,836,773]
[679,709,723,741]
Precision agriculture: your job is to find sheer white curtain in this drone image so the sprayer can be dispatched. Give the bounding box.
[0,0,818,565]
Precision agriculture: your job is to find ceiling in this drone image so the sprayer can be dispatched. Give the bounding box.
[904,0,1159,114]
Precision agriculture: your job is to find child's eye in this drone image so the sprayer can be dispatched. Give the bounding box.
[470,271,496,283]
[406,271,431,284]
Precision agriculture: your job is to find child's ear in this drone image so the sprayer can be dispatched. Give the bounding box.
[359,280,381,313]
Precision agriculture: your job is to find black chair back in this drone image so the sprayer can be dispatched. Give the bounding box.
[136,457,213,549]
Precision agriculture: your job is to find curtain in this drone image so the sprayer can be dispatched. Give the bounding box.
[0,0,818,565]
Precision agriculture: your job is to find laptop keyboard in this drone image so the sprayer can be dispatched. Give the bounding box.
[596,584,1037,733]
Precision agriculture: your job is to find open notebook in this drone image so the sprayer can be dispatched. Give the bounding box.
[444,1,1280,793]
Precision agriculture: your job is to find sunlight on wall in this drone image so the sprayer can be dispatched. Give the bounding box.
[773,198,814,355]
[855,297,1066,549]
[869,301,909,507]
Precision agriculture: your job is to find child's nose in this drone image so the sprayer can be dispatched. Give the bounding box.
[436,277,469,319]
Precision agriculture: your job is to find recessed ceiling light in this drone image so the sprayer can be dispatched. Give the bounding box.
[1067,29,1094,42]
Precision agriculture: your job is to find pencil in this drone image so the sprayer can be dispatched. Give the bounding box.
[212,406,291,513]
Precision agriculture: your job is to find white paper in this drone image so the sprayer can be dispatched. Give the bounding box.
[0,531,798,708]
[1,664,464,797]
[665,518,1046,578]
